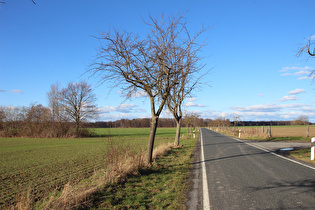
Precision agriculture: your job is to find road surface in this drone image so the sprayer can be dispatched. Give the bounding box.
[200,128,315,210]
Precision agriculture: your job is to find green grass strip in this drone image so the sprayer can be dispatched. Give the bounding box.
[82,135,198,209]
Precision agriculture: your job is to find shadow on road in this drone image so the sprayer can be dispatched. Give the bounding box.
[250,179,315,193]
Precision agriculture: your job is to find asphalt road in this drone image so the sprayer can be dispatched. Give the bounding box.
[200,128,315,210]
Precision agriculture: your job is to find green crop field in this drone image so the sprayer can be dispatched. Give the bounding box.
[0,127,183,209]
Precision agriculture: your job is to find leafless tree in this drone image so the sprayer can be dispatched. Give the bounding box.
[297,36,315,77]
[298,37,315,57]
[0,0,36,4]
[89,14,201,164]
[166,41,208,145]
[47,82,65,123]
[183,113,201,137]
[60,81,98,136]
[291,115,309,125]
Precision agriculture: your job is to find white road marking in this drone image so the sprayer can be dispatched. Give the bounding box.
[231,137,315,171]
[200,129,211,210]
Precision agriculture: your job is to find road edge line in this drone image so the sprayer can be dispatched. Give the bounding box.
[200,129,211,210]
[231,137,315,171]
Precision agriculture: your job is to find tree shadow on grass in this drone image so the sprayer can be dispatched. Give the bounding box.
[77,147,190,209]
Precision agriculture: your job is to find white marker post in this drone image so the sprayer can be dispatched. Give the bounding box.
[311,137,315,161]
[239,130,241,138]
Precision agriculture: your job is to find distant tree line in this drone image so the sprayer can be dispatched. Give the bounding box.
[0,81,98,138]
[85,117,311,129]
[86,116,210,128]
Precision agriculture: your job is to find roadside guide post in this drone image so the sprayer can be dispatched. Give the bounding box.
[239,130,241,138]
[311,137,315,160]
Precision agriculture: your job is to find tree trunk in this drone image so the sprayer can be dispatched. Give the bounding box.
[146,115,159,164]
[174,117,181,146]
[187,123,189,137]
[75,121,80,137]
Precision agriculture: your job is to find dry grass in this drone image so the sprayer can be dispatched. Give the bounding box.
[14,187,32,210]
[152,142,177,159]
[269,126,315,137]
[210,126,315,139]
[12,142,176,210]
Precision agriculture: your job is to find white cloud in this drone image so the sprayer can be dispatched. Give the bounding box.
[287,89,306,95]
[9,89,23,94]
[130,90,148,98]
[227,103,315,121]
[280,95,298,101]
[187,98,197,102]
[232,104,281,112]
[101,103,137,113]
[232,103,307,113]
[98,103,150,121]
[280,66,314,80]
[280,73,292,76]
[297,76,311,80]
[280,66,313,72]
[294,70,311,75]
[0,90,5,92]
[185,101,206,107]
[310,35,315,40]
[258,94,264,97]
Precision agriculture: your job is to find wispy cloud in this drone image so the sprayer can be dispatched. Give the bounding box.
[9,89,23,94]
[130,90,148,98]
[101,103,137,114]
[184,98,206,107]
[0,90,5,93]
[228,103,314,121]
[187,98,197,102]
[185,101,206,107]
[297,76,311,80]
[280,95,298,101]
[280,66,314,80]
[232,103,306,113]
[98,103,150,121]
[280,66,313,72]
[232,104,282,112]
[310,35,315,40]
[287,89,306,95]
[257,94,264,97]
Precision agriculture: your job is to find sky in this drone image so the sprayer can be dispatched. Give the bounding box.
[1,0,315,122]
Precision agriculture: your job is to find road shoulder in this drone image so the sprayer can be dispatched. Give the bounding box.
[186,135,202,210]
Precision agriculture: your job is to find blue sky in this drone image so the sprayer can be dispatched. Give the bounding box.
[1,0,315,122]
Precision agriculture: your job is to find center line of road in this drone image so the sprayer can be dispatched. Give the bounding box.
[201,129,211,210]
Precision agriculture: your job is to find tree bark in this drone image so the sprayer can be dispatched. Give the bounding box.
[147,115,159,164]
[75,120,80,137]
[174,117,181,146]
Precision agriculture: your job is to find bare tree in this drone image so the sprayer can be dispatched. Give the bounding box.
[166,40,208,145]
[291,115,309,125]
[47,82,65,123]
[298,37,315,57]
[89,14,199,164]
[0,0,36,4]
[297,36,315,77]
[60,81,98,136]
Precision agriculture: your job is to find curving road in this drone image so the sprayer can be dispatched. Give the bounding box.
[200,128,315,210]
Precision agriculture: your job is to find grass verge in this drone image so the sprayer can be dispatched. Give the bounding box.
[289,148,315,165]
[80,134,198,209]
[243,136,310,142]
